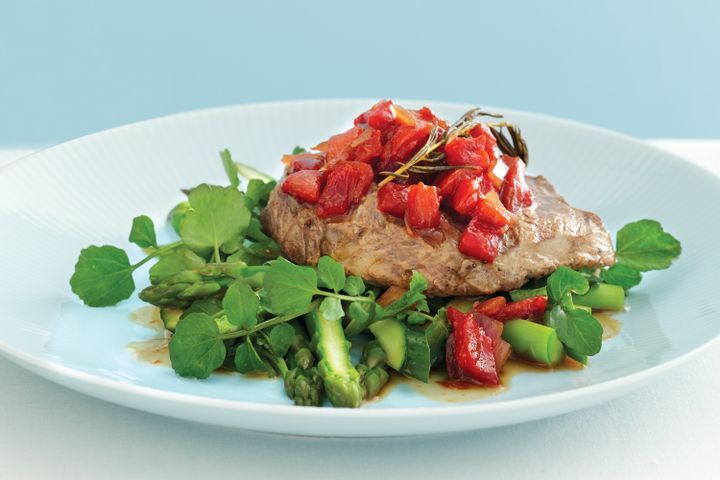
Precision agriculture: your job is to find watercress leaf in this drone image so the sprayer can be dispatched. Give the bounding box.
[319,297,345,321]
[615,219,681,271]
[179,184,251,257]
[234,339,271,374]
[168,313,226,379]
[268,323,295,357]
[292,146,306,154]
[565,346,588,365]
[223,281,259,329]
[343,275,365,296]
[220,149,240,188]
[549,305,602,356]
[384,271,429,317]
[168,201,192,235]
[227,245,267,266]
[261,257,318,315]
[246,179,276,209]
[425,308,450,366]
[181,298,223,319]
[244,238,282,259]
[600,264,642,291]
[70,245,135,307]
[128,215,158,249]
[149,248,206,284]
[247,217,271,242]
[547,266,589,304]
[344,300,375,337]
[317,256,346,292]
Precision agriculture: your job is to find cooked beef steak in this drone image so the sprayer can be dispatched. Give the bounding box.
[261,176,615,296]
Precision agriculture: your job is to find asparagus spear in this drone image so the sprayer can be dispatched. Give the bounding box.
[502,319,565,366]
[282,320,324,406]
[305,306,364,408]
[284,367,323,407]
[572,283,625,311]
[139,262,267,307]
[356,340,389,399]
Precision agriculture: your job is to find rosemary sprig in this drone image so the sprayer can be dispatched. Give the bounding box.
[377,108,521,187]
[488,122,529,164]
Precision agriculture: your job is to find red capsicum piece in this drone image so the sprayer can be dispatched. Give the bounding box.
[445,307,501,386]
[473,295,548,322]
[317,161,374,218]
[281,170,326,204]
[406,182,441,229]
[377,182,409,218]
[458,218,506,262]
[500,156,534,212]
[445,136,491,169]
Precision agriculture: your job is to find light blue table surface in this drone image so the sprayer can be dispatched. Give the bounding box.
[1,0,719,145]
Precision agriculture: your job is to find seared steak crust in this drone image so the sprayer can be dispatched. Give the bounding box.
[261,176,615,296]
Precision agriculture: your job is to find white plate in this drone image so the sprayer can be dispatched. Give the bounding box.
[0,99,717,437]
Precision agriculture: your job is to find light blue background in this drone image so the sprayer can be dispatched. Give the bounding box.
[1,0,718,145]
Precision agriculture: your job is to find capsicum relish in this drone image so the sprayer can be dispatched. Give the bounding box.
[280,100,534,263]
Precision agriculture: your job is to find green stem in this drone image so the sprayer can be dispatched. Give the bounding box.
[132,240,184,270]
[412,312,436,322]
[219,302,317,340]
[212,244,221,263]
[257,331,289,376]
[314,290,374,303]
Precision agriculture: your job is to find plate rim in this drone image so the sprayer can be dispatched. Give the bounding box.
[1,98,718,423]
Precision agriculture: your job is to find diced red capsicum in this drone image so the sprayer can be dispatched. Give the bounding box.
[450,175,484,217]
[445,136,491,169]
[350,127,383,164]
[283,153,324,172]
[500,156,534,212]
[281,170,326,204]
[445,307,501,386]
[469,123,498,163]
[474,190,515,228]
[354,100,397,131]
[326,126,364,166]
[406,182,441,229]
[317,161,374,218]
[473,295,548,322]
[458,218,506,262]
[378,122,432,172]
[377,182,409,218]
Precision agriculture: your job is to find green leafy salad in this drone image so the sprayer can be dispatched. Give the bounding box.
[69,150,681,408]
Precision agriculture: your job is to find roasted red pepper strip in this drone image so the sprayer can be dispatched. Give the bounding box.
[406,182,441,229]
[445,307,500,386]
[458,218,507,262]
[445,136,491,169]
[326,126,363,166]
[350,127,383,163]
[469,123,498,163]
[284,153,324,172]
[377,182,409,218]
[500,156,534,212]
[317,161,374,218]
[473,296,507,318]
[474,190,515,228]
[378,122,432,172]
[450,176,484,217]
[473,295,548,322]
[494,296,548,322]
[281,170,326,204]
